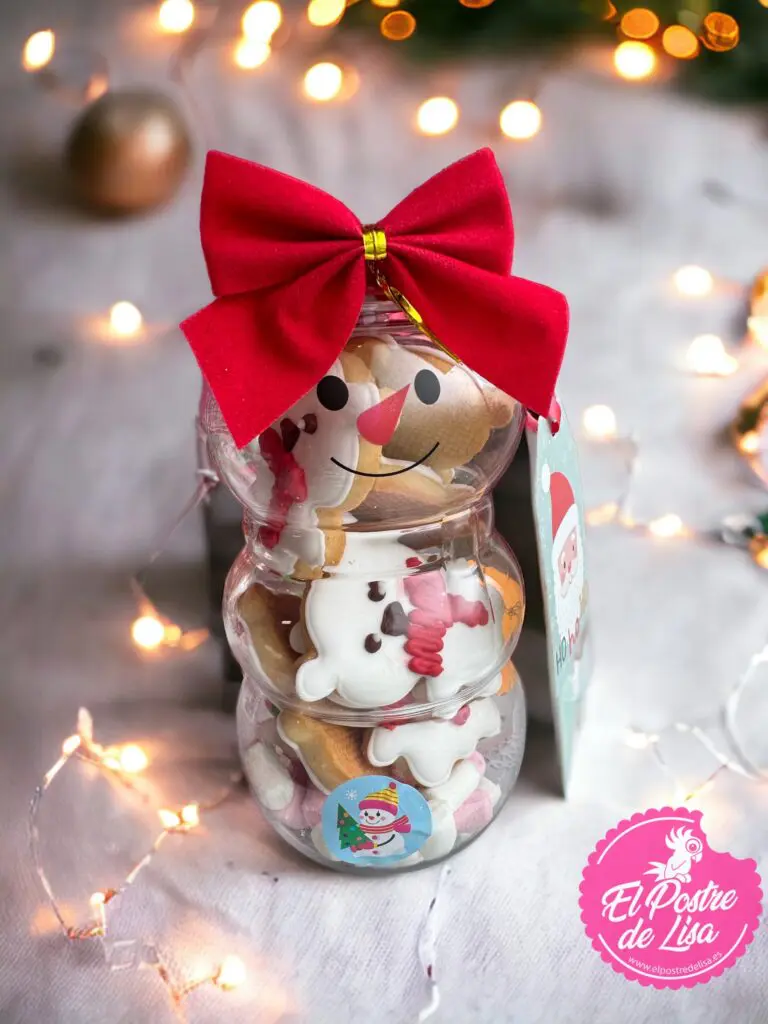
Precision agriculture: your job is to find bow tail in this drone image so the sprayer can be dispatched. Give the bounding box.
[385,251,569,417]
[182,259,366,448]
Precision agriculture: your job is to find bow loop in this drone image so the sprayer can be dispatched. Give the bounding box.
[182,148,568,448]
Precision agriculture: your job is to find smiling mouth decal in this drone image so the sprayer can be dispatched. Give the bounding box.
[331,442,439,477]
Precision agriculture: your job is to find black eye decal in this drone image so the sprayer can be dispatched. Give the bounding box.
[414,369,440,405]
[317,376,349,411]
[364,633,382,653]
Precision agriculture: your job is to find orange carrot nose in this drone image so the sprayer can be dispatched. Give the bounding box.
[357,386,409,446]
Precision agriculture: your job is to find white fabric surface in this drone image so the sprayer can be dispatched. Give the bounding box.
[2,5,767,1022]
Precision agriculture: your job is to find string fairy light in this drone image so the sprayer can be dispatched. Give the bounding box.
[673,264,714,298]
[620,7,660,40]
[613,40,657,81]
[242,0,283,42]
[686,333,738,377]
[380,10,416,41]
[700,11,740,53]
[109,301,144,339]
[306,0,346,28]
[233,37,271,69]
[22,30,55,71]
[582,404,617,441]
[416,96,459,136]
[303,61,344,101]
[30,708,245,1019]
[157,0,196,34]
[662,24,700,60]
[499,100,542,141]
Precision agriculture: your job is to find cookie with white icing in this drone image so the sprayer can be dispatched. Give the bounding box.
[241,349,383,578]
[295,532,510,708]
[367,697,502,788]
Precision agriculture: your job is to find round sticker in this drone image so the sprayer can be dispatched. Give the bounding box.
[580,807,762,988]
[322,775,432,867]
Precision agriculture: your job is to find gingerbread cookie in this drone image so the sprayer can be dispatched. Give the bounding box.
[351,336,518,476]
[277,710,378,794]
[237,583,303,694]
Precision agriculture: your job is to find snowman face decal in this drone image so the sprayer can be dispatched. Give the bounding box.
[322,366,442,478]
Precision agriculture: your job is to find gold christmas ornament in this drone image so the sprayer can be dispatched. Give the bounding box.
[65,90,192,214]
[700,12,739,52]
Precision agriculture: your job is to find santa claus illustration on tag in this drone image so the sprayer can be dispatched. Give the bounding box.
[542,464,585,669]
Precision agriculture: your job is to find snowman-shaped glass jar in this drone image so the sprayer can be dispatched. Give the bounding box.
[203,297,529,872]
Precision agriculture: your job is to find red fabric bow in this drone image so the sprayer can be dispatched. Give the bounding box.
[181,148,569,448]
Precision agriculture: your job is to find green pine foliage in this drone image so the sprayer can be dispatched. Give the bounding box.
[341,0,768,102]
[337,804,369,850]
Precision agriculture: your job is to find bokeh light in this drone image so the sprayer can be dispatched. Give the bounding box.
[109,302,143,337]
[242,1,282,42]
[157,0,195,33]
[381,10,416,40]
[613,40,657,81]
[499,100,542,140]
[686,334,738,376]
[416,97,459,136]
[234,38,271,68]
[118,745,149,773]
[662,24,700,60]
[648,514,685,539]
[582,404,617,441]
[701,12,739,52]
[307,0,346,27]
[673,265,713,297]
[459,0,496,7]
[371,0,400,6]
[620,8,659,40]
[303,62,344,101]
[131,615,165,650]
[216,955,247,990]
[23,30,55,71]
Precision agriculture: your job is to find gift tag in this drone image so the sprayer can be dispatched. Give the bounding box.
[528,405,593,794]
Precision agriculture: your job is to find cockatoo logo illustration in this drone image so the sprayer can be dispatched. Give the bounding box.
[645,826,704,884]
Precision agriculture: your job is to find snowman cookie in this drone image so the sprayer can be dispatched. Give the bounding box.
[295,532,510,709]
[241,349,383,578]
[350,336,519,479]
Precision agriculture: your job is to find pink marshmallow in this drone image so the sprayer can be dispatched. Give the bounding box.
[465,751,486,774]
[453,787,493,835]
[276,786,307,831]
[301,786,326,828]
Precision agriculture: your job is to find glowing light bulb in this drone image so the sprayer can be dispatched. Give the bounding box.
[159,808,181,829]
[118,744,149,773]
[372,0,400,6]
[416,97,459,136]
[303,62,344,102]
[109,302,143,338]
[180,803,200,827]
[131,615,166,651]
[582,404,617,441]
[673,265,713,297]
[307,0,346,27]
[62,735,81,756]
[751,540,768,570]
[613,40,657,81]
[747,316,768,349]
[620,8,659,40]
[738,431,760,455]
[234,38,271,69]
[23,30,55,71]
[90,891,106,906]
[242,1,282,41]
[586,502,619,527]
[686,334,738,377]
[648,514,685,539]
[157,0,195,33]
[499,100,542,141]
[216,955,247,990]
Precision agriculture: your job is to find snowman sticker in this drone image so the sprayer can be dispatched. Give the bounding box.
[325,776,432,865]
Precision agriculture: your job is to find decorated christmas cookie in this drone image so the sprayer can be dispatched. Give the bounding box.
[295,533,510,708]
[242,349,383,577]
[367,697,502,788]
[351,337,519,477]
[277,709,379,793]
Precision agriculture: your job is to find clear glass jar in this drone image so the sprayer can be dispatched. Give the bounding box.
[205,295,530,872]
